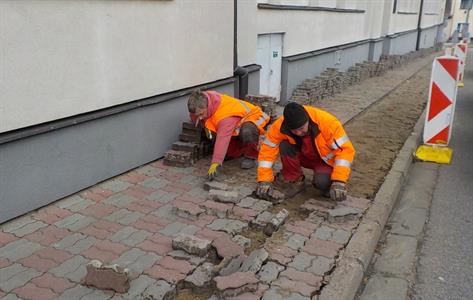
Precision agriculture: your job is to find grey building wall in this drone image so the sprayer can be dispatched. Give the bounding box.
[419,25,440,49]
[0,78,244,223]
[384,30,418,55]
[280,41,371,103]
[369,39,385,62]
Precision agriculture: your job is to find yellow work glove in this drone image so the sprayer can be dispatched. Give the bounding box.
[208,163,221,181]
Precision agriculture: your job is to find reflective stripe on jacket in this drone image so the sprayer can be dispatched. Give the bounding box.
[257,105,355,183]
[204,94,270,136]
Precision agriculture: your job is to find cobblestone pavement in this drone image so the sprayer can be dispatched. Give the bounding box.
[0,53,438,300]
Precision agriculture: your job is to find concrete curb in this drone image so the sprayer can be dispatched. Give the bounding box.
[319,109,426,300]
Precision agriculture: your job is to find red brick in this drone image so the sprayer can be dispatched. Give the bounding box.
[227,283,269,300]
[79,220,123,239]
[326,220,359,231]
[13,283,57,300]
[285,224,313,237]
[19,255,58,272]
[159,171,185,182]
[265,243,298,259]
[145,265,186,284]
[80,203,119,218]
[148,233,173,245]
[280,267,323,287]
[172,199,205,216]
[294,220,319,232]
[24,225,70,246]
[132,220,164,233]
[214,272,258,290]
[268,253,291,265]
[187,214,217,228]
[33,207,73,224]
[32,273,75,294]
[120,172,149,184]
[133,198,163,209]
[0,232,18,247]
[81,188,115,202]
[151,160,172,170]
[303,238,343,258]
[80,226,111,239]
[82,246,118,263]
[35,248,73,264]
[231,206,258,221]
[213,236,244,258]
[123,186,156,199]
[157,256,194,274]
[174,194,206,204]
[273,277,318,297]
[0,258,11,269]
[195,228,227,241]
[124,203,155,214]
[94,240,129,255]
[137,240,172,256]
[93,220,122,232]
[136,214,172,227]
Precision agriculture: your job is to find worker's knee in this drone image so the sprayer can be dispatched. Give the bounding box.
[312,173,331,192]
[280,140,299,157]
[240,122,259,143]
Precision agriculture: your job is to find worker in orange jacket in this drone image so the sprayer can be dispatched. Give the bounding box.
[255,102,355,201]
[188,90,270,180]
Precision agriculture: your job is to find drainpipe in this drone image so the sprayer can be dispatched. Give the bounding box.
[416,0,425,50]
[233,0,249,99]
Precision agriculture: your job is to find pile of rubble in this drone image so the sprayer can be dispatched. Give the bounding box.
[163,122,213,167]
[289,45,439,105]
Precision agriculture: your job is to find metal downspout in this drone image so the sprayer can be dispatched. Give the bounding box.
[416,0,425,50]
[233,0,249,99]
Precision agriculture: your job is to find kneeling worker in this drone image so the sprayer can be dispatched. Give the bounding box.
[255,102,355,201]
[187,90,270,180]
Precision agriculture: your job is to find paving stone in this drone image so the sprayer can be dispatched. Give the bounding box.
[55,214,96,231]
[56,285,94,300]
[60,235,97,255]
[303,238,343,258]
[251,199,273,213]
[237,197,257,208]
[239,249,269,273]
[0,264,42,292]
[0,294,21,300]
[103,193,135,207]
[327,206,362,222]
[2,219,48,238]
[79,289,110,300]
[0,239,44,262]
[148,190,178,204]
[58,196,95,212]
[82,260,130,293]
[284,233,308,250]
[152,204,177,219]
[332,229,351,245]
[110,226,152,246]
[360,275,408,300]
[140,177,168,189]
[218,255,245,276]
[124,274,156,299]
[306,256,334,276]
[208,218,248,235]
[209,190,241,204]
[288,252,316,272]
[272,276,318,297]
[200,201,232,218]
[251,211,273,229]
[167,250,205,266]
[264,209,289,236]
[213,236,245,259]
[100,179,132,192]
[374,234,417,276]
[312,225,335,241]
[257,262,284,283]
[221,283,259,298]
[204,181,230,191]
[49,255,88,281]
[112,248,161,274]
[262,287,285,300]
[232,235,251,248]
[280,267,323,288]
[172,234,211,257]
[184,262,215,288]
[143,279,176,299]
[214,271,259,290]
[105,209,144,225]
[172,200,205,220]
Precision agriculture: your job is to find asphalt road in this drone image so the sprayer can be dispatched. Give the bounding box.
[412,53,473,299]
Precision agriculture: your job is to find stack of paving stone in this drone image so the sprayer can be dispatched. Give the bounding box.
[163,121,213,167]
[245,94,278,123]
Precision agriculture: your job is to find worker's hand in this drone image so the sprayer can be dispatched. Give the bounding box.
[329,181,347,202]
[208,163,221,181]
[255,181,273,199]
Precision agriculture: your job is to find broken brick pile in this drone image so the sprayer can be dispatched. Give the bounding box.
[289,45,440,105]
[245,94,278,123]
[163,122,213,167]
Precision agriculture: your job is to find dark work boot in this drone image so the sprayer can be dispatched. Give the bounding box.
[273,173,306,198]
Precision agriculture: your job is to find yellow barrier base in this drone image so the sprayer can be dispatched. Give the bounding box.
[458,81,464,87]
[415,145,453,164]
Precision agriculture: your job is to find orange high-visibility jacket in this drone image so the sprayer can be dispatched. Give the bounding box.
[257,106,355,183]
[205,94,270,136]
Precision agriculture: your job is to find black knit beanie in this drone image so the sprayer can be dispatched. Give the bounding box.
[282,102,309,130]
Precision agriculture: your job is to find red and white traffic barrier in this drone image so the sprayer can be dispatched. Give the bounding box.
[453,42,467,85]
[423,56,460,145]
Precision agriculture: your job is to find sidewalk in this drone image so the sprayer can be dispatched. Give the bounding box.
[0,52,438,300]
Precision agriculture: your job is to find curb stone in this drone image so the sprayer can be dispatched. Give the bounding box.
[319,109,426,300]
